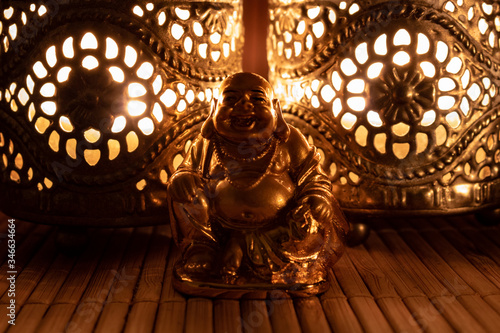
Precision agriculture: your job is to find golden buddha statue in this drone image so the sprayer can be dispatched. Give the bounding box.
[167,72,349,297]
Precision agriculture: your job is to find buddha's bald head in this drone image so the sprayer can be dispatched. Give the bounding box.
[202,72,289,143]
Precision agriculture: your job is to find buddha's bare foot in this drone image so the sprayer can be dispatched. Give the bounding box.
[182,245,216,275]
[222,239,243,276]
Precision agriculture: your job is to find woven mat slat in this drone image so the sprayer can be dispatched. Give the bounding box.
[450,216,500,268]
[240,300,273,333]
[321,297,364,333]
[331,251,372,298]
[346,244,400,298]
[363,231,426,298]
[457,294,500,332]
[0,224,53,292]
[65,301,104,333]
[25,252,78,305]
[214,299,242,333]
[78,228,134,303]
[52,228,113,304]
[434,220,500,290]
[36,303,77,333]
[376,297,421,332]
[412,219,500,297]
[1,214,500,332]
[94,302,129,333]
[483,294,500,316]
[294,297,332,333]
[185,298,214,333]
[154,301,186,333]
[0,216,36,266]
[349,296,394,333]
[124,301,158,333]
[320,269,348,299]
[430,295,487,333]
[160,244,184,302]
[4,303,48,333]
[268,298,301,333]
[375,228,452,298]
[403,296,454,333]
[63,228,135,332]
[1,230,58,306]
[106,227,154,303]
[133,225,171,303]
[396,226,476,297]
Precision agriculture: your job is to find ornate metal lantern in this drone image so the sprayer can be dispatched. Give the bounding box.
[0,0,243,226]
[268,0,500,219]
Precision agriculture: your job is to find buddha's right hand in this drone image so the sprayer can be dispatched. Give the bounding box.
[168,171,203,203]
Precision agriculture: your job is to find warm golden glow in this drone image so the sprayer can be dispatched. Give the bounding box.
[128,101,147,117]
[128,83,147,98]
[84,149,101,166]
[419,61,436,78]
[41,101,57,116]
[467,83,481,101]
[374,34,387,55]
[393,51,410,66]
[59,116,74,133]
[109,66,125,83]
[46,46,57,67]
[57,67,72,83]
[63,37,74,58]
[81,32,98,50]
[14,153,23,169]
[175,7,190,20]
[40,83,56,97]
[446,112,461,128]
[84,128,101,143]
[446,57,462,74]
[341,112,357,130]
[33,61,48,78]
[393,29,411,46]
[160,89,177,108]
[171,24,185,40]
[137,62,154,80]
[105,38,118,59]
[138,118,155,135]
[124,46,138,67]
[66,139,77,159]
[17,88,29,106]
[367,63,383,79]
[393,143,410,159]
[355,42,368,64]
[436,41,448,62]
[126,131,139,152]
[152,103,163,122]
[82,55,99,70]
[108,139,120,160]
[35,117,50,134]
[49,131,60,152]
[417,33,430,54]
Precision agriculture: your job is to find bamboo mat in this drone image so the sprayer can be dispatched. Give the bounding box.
[1,211,500,333]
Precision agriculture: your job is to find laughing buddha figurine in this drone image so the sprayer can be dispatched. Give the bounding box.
[167,72,349,298]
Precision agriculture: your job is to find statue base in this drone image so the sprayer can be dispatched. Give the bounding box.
[173,267,329,299]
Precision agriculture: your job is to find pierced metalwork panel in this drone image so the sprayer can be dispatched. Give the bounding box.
[268,0,500,215]
[0,0,243,226]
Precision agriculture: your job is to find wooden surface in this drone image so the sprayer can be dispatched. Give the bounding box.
[1,212,500,332]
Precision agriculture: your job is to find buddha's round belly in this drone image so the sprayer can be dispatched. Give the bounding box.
[213,174,295,228]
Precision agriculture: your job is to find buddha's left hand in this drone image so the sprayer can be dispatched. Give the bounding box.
[300,195,334,223]
[287,195,333,238]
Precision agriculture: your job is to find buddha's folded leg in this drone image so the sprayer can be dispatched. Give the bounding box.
[170,200,219,274]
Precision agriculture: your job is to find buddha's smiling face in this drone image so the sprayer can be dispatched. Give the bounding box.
[213,73,277,144]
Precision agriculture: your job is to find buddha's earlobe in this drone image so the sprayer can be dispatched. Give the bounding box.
[273,99,290,142]
[201,98,218,138]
